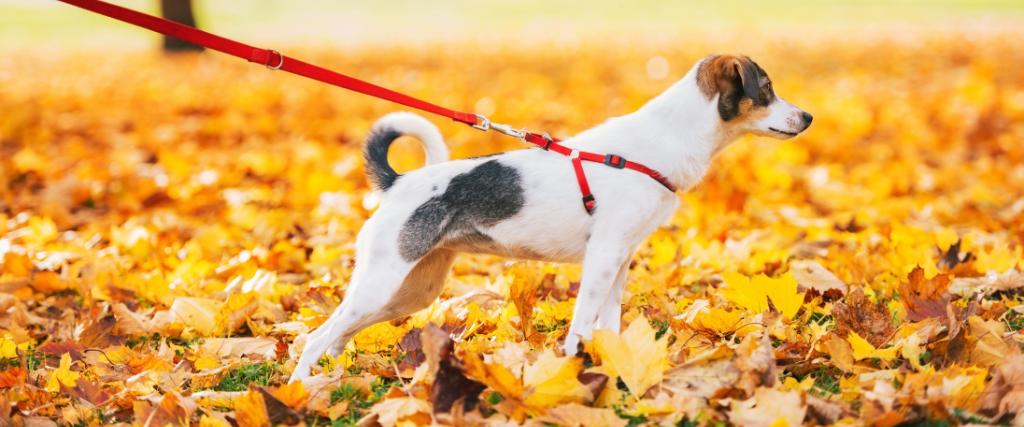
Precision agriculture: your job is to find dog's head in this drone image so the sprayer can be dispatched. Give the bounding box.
[696,54,812,139]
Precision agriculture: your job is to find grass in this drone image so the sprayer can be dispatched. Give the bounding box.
[212,362,278,392]
[306,377,398,427]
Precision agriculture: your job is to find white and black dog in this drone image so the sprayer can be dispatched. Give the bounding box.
[290,54,811,381]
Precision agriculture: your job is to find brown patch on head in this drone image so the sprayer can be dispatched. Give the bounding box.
[696,55,775,122]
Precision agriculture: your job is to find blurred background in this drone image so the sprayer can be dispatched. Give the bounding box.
[1,0,1022,298]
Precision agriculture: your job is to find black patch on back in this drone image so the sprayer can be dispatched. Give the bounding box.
[363,128,403,191]
[398,160,524,261]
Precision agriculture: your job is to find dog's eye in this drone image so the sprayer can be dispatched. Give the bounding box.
[764,82,773,92]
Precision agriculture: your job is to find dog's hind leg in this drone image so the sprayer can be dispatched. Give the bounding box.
[289,248,456,382]
[594,258,631,333]
[323,248,456,358]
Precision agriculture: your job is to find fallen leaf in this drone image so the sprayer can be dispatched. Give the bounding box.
[721,272,803,319]
[234,388,272,427]
[790,260,848,294]
[45,353,80,392]
[899,266,952,321]
[593,316,668,398]
[540,403,628,427]
[831,287,896,347]
[728,387,806,427]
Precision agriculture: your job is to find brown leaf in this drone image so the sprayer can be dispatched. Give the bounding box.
[900,266,952,321]
[78,316,127,349]
[822,332,856,373]
[576,372,609,404]
[421,324,486,415]
[145,390,197,427]
[36,340,85,364]
[806,395,856,425]
[61,379,113,406]
[510,275,539,343]
[733,333,777,394]
[111,303,152,336]
[831,287,896,347]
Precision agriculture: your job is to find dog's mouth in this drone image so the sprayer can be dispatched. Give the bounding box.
[769,127,799,137]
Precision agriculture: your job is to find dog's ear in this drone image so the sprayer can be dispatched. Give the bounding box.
[698,55,762,102]
[733,57,761,102]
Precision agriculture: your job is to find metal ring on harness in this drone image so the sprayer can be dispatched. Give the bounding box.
[265,49,284,70]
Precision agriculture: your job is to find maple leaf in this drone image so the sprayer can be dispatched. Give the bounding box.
[831,287,896,348]
[789,259,848,294]
[720,272,803,319]
[509,273,539,344]
[421,325,487,415]
[522,349,592,408]
[728,387,807,427]
[45,353,80,392]
[233,388,272,427]
[272,381,310,411]
[899,266,952,321]
[847,331,899,360]
[593,316,668,398]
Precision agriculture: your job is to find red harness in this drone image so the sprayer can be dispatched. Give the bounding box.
[57,0,677,214]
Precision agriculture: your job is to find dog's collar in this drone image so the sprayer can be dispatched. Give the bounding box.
[523,132,677,215]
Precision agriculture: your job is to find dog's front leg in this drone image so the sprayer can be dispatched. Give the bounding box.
[594,256,632,333]
[563,235,634,355]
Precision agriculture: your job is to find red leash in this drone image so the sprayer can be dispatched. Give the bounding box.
[56,0,677,214]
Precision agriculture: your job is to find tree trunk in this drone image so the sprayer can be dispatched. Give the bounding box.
[160,0,204,52]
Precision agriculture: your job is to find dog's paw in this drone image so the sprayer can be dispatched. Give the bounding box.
[561,335,580,357]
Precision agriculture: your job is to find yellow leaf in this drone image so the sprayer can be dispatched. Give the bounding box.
[193,355,221,370]
[593,316,667,398]
[721,272,803,318]
[0,338,18,359]
[170,297,223,336]
[462,352,525,399]
[648,235,676,270]
[45,353,80,392]
[523,349,592,408]
[273,381,310,410]
[235,389,271,427]
[848,331,898,360]
[936,228,959,252]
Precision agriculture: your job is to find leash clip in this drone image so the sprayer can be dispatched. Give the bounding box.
[472,114,491,132]
[265,49,284,70]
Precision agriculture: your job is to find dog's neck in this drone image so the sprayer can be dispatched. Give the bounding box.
[565,67,739,192]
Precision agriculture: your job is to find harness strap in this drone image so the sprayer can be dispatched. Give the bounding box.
[55,0,679,215]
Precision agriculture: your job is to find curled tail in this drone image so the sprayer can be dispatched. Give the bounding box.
[363,112,450,191]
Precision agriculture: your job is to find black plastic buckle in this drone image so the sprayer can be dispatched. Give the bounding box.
[582,194,596,215]
[604,154,626,169]
[541,132,554,150]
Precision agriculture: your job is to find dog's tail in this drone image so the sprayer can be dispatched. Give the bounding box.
[363,112,450,191]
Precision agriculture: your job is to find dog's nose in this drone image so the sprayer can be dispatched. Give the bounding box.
[801,111,813,125]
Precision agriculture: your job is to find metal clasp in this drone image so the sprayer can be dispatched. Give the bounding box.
[472,114,528,142]
[472,114,491,131]
[265,49,284,70]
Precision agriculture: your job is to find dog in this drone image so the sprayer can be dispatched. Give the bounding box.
[290,54,812,381]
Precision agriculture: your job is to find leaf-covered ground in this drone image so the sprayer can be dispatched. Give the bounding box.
[1,29,1024,427]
